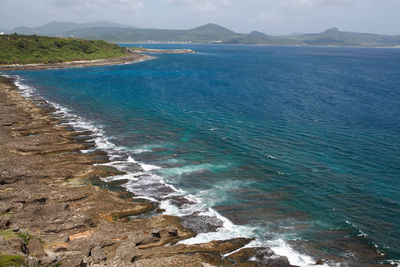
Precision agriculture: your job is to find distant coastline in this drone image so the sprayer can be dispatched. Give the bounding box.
[122,41,400,49]
[5,22,400,48]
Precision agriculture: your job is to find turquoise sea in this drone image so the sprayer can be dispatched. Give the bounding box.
[4,44,400,266]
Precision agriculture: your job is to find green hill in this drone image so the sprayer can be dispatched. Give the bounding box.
[0,34,128,64]
[10,21,135,36]
[296,28,400,46]
[62,23,235,43]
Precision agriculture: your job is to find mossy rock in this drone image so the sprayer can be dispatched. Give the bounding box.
[0,254,25,267]
[90,178,130,193]
[17,232,43,245]
[65,177,91,187]
[0,230,16,241]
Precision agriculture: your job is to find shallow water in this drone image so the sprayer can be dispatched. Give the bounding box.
[6,44,400,266]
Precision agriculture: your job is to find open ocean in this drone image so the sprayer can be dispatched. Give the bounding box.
[4,44,400,266]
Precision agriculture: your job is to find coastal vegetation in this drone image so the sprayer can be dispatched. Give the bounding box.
[0,254,25,267]
[0,34,128,64]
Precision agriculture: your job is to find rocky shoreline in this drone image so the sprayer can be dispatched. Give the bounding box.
[0,76,299,266]
[0,53,153,71]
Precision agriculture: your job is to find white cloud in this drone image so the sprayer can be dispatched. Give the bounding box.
[280,0,350,10]
[166,0,229,11]
[50,0,144,12]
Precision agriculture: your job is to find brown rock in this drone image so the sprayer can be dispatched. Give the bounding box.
[11,223,20,232]
[27,238,46,257]
[91,246,106,263]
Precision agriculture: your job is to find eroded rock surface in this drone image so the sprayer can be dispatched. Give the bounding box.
[0,76,293,266]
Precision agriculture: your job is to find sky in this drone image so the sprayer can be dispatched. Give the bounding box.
[1,0,400,35]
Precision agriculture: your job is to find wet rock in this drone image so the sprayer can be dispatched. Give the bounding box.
[315,258,324,265]
[228,247,298,267]
[266,256,293,267]
[180,214,223,234]
[156,208,166,213]
[91,246,106,263]
[86,165,126,179]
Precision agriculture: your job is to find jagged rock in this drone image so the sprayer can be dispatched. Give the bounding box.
[114,241,138,263]
[39,252,59,266]
[266,256,293,267]
[228,247,298,267]
[68,238,93,257]
[91,246,106,263]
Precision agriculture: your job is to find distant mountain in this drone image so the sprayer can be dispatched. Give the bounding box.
[293,28,400,46]
[62,23,236,43]
[9,21,400,47]
[225,27,400,47]
[223,31,272,44]
[189,23,235,39]
[10,21,135,36]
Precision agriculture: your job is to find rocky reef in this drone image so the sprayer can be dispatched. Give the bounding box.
[0,76,298,266]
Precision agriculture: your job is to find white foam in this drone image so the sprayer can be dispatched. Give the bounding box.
[269,239,333,267]
[102,174,139,182]
[179,207,257,245]
[133,195,158,202]
[157,163,215,176]
[127,156,161,171]
[133,148,151,154]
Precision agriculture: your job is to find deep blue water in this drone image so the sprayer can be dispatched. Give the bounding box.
[6,44,400,265]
